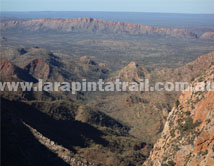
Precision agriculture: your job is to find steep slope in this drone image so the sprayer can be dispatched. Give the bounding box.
[0,58,37,82]
[1,99,69,166]
[110,61,149,82]
[144,65,214,166]
[90,52,214,143]
[0,18,197,39]
[89,61,171,143]
[1,95,150,166]
[24,58,50,80]
[1,50,150,166]
[177,51,214,81]
[151,51,214,83]
[0,47,109,82]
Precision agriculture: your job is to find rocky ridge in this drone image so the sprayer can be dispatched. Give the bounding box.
[144,65,214,166]
[0,18,198,39]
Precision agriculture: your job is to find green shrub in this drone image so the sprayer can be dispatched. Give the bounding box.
[185,110,191,116]
[178,117,201,132]
[176,100,180,108]
[168,160,176,166]
[201,150,208,156]
[170,129,175,137]
[161,160,176,166]
[161,164,168,166]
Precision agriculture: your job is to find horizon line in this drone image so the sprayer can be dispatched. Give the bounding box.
[1,11,214,15]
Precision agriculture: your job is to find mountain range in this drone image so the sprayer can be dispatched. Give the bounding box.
[1,16,214,166]
[0,18,204,38]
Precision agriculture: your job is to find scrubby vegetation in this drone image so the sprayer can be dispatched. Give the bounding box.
[178,117,201,133]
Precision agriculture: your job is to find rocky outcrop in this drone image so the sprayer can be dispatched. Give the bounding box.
[111,61,149,82]
[0,58,37,82]
[178,51,214,81]
[23,121,97,166]
[152,51,214,83]
[144,65,214,166]
[24,58,50,80]
[0,18,198,39]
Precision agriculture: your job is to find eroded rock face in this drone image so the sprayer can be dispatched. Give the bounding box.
[24,58,50,80]
[144,66,214,166]
[0,58,37,82]
[0,18,198,39]
[0,58,17,77]
[112,61,149,82]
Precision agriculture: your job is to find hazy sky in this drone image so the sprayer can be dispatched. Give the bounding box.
[1,0,214,14]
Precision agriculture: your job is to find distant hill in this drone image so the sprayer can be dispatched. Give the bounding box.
[1,12,214,30]
[0,18,198,39]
